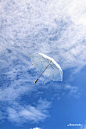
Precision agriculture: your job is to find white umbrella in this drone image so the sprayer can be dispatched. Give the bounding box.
[30,53,63,83]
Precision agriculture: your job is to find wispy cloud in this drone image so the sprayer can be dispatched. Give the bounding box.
[7,100,50,124]
[64,84,80,98]
[65,84,78,93]
[32,127,41,129]
[0,0,86,70]
[30,127,41,129]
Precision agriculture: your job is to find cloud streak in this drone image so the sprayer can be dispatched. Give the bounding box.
[31,127,41,129]
[7,100,50,124]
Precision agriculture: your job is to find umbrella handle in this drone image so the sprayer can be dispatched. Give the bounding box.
[34,79,38,83]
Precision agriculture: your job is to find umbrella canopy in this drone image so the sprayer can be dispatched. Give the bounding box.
[30,53,63,83]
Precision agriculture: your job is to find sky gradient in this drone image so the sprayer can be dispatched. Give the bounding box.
[0,0,86,129]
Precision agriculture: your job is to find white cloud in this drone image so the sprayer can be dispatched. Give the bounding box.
[7,100,50,124]
[64,84,80,98]
[65,85,78,92]
[30,127,41,129]
[32,127,41,129]
[0,0,86,70]
[0,84,31,102]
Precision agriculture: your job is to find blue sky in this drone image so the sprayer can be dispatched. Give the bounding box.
[0,0,86,129]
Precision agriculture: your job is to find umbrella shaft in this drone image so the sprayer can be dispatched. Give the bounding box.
[34,61,52,83]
